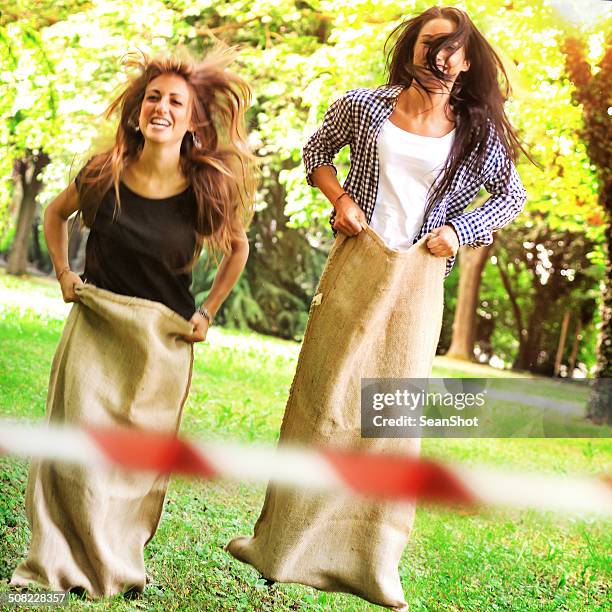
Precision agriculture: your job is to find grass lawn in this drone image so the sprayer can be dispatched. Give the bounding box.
[0,270,610,611]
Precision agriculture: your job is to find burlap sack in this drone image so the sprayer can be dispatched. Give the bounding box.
[227,226,446,610]
[11,284,194,597]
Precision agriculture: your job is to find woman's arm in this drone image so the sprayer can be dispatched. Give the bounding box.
[446,143,527,249]
[44,182,84,302]
[183,215,250,343]
[303,92,365,235]
[302,93,354,186]
[310,166,366,236]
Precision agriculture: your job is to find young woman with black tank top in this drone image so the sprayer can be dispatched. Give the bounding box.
[11,47,257,598]
[52,50,256,337]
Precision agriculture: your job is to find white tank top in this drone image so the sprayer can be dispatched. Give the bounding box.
[370,118,455,250]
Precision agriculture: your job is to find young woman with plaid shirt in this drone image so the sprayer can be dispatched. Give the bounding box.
[304,7,527,275]
[228,7,529,610]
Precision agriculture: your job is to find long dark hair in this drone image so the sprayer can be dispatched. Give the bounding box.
[385,6,532,215]
[76,47,258,264]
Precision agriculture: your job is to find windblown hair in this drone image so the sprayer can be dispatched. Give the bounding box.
[385,6,533,216]
[76,47,258,263]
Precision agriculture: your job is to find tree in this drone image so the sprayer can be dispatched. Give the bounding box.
[7,151,50,274]
[443,2,605,365]
[564,35,612,423]
[446,242,493,360]
[494,222,600,373]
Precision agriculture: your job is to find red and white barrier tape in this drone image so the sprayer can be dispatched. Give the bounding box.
[0,420,610,515]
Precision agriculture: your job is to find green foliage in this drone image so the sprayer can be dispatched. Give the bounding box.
[194,261,268,331]
[0,225,15,255]
[484,223,603,372]
[0,0,608,361]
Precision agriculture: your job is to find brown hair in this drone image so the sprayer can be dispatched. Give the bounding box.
[385,6,533,216]
[76,46,258,263]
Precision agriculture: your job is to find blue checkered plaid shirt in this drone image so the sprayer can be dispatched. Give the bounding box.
[302,86,527,277]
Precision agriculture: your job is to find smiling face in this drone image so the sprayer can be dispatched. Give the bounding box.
[138,73,193,146]
[413,17,470,80]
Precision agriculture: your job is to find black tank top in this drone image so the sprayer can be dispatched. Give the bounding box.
[76,171,197,321]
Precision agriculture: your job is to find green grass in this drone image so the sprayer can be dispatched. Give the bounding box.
[0,271,610,610]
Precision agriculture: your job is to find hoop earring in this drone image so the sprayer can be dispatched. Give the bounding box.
[192,131,202,149]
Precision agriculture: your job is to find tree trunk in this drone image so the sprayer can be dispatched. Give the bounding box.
[29,205,49,271]
[7,151,50,275]
[513,293,552,371]
[586,216,612,423]
[446,243,492,360]
[68,220,83,269]
[553,310,571,376]
[568,319,582,375]
[496,251,527,356]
